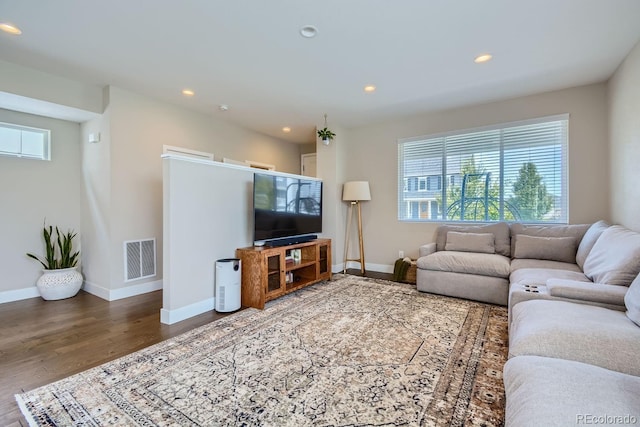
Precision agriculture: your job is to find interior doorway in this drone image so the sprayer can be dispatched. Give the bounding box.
[301,153,317,177]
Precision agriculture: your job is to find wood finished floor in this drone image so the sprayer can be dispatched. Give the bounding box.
[0,290,232,426]
[0,270,392,426]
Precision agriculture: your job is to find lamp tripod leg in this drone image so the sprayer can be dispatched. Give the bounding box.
[343,202,354,274]
[357,201,365,274]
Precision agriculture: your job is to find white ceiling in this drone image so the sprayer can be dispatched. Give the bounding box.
[1,0,640,144]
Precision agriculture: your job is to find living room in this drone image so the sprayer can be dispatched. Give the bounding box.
[2,1,640,425]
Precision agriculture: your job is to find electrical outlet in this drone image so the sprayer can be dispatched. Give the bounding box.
[398,250,404,258]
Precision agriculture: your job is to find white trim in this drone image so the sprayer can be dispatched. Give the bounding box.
[0,286,40,304]
[163,145,214,160]
[160,297,215,325]
[344,261,394,274]
[83,279,163,301]
[222,157,250,167]
[162,154,322,181]
[365,262,394,274]
[82,280,110,300]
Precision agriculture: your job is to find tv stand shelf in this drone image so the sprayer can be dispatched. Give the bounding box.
[236,238,332,309]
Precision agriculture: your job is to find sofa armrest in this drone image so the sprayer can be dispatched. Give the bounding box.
[546,278,627,306]
[419,243,437,257]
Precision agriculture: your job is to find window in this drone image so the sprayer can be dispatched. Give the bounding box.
[0,122,50,160]
[397,115,568,223]
[427,175,442,191]
[418,177,427,191]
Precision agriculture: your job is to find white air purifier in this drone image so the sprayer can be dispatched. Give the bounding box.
[215,258,241,312]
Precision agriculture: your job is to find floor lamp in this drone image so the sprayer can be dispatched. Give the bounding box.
[342,181,371,274]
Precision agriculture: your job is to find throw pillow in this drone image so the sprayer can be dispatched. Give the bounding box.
[509,223,590,258]
[512,235,577,263]
[444,231,495,254]
[435,222,510,256]
[583,225,640,286]
[625,273,640,327]
[575,220,610,270]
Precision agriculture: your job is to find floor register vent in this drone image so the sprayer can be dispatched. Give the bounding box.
[124,238,156,282]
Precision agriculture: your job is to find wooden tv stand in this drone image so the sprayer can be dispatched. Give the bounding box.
[236,238,332,309]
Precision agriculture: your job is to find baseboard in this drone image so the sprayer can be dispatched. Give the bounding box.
[160,297,215,325]
[365,262,394,274]
[340,261,393,274]
[83,279,163,301]
[82,281,110,300]
[0,286,40,304]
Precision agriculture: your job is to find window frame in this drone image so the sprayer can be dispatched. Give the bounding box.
[0,121,51,161]
[397,114,569,224]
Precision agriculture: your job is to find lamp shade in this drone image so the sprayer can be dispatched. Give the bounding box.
[342,181,371,201]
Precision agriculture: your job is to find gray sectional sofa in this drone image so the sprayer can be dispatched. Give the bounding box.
[415,221,640,425]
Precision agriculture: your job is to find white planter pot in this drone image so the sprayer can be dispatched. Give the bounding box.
[36,267,83,300]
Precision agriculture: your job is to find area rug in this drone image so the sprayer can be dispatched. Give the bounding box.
[16,274,508,426]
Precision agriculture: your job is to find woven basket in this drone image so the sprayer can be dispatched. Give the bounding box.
[405,261,417,284]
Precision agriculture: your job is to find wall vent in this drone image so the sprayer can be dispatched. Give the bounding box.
[124,238,156,282]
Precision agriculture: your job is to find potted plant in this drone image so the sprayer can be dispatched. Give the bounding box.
[27,223,83,300]
[317,127,336,145]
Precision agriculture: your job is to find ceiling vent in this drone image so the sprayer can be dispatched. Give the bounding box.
[124,238,156,282]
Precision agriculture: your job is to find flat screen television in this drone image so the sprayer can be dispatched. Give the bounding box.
[253,172,322,246]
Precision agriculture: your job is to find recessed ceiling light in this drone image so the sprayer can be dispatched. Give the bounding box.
[282,127,291,133]
[219,104,230,111]
[474,54,493,63]
[182,89,195,96]
[0,23,22,35]
[300,25,318,38]
[364,85,376,93]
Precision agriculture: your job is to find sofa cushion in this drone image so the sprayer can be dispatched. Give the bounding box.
[626,273,640,327]
[435,222,510,257]
[509,300,640,376]
[512,234,577,263]
[510,267,589,286]
[510,258,582,273]
[417,251,511,278]
[444,231,495,254]
[546,279,627,306]
[504,356,640,427]
[575,220,609,269]
[583,225,640,286]
[510,223,590,258]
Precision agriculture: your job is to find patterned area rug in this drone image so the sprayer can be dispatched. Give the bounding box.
[16,275,508,426]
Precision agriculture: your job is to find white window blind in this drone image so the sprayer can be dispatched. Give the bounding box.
[0,122,50,160]
[398,115,568,223]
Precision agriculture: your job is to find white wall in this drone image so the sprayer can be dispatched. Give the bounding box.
[0,60,103,114]
[0,108,82,302]
[609,40,640,232]
[162,156,330,324]
[80,86,304,299]
[338,83,610,269]
[162,157,254,323]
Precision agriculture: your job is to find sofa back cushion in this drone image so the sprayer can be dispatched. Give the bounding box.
[625,273,640,326]
[512,234,577,263]
[583,225,640,286]
[510,223,590,258]
[575,220,610,270]
[444,231,495,254]
[435,222,510,257]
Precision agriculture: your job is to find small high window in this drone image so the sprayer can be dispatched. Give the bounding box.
[0,122,50,160]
